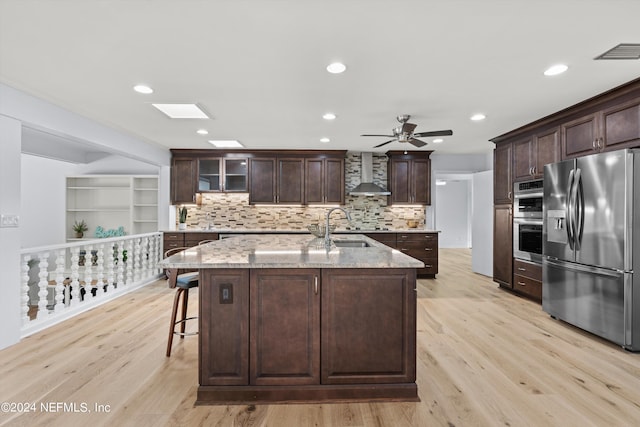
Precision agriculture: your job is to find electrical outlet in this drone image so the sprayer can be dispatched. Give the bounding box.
[219,283,233,304]
[0,214,19,228]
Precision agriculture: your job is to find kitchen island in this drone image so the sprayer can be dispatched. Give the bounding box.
[158,234,423,404]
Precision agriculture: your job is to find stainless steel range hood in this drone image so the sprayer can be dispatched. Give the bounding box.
[349,152,391,196]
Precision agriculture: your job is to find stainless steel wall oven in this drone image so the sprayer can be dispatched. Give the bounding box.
[513,179,543,262]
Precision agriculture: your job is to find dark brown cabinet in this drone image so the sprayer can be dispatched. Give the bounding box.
[321,269,416,385]
[493,204,513,288]
[396,233,438,277]
[305,157,345,204]
[197,158,248,193]
[199,269,250,386]
[248,157,304,204]
[170,158,197,204]
[513,259,542,301]
[386,151,433,205]
[198,266,418,402]
[513,128,560,181]
[277,158,305,204]
[250,269,320,385]
[494,143,513,204]
[562,98,640,158]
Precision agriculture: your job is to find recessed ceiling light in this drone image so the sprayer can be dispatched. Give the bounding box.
[470,113,486,121]
[323,113,336,120]
[326,62,346,74]
[152,103,209,119]
[133,84,153,94]
[544,64,568,76]
[196,129,209,135]
[320,137,330,143]
[208,140,243,148]
[432,138,444,144]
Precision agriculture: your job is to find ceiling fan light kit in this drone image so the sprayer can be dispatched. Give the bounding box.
[361,114,453,148]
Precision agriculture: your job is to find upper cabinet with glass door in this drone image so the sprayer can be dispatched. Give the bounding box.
[198,158,248,193]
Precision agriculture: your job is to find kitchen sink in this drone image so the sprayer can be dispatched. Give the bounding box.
[332,240,370,248]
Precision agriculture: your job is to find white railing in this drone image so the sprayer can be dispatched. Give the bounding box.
[19,232,163,337]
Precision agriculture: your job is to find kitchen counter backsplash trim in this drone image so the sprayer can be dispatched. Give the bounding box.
[179,192,426,231]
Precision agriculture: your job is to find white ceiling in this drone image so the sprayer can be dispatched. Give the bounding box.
[1,0,639,158]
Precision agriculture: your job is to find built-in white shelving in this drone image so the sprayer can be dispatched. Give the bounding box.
[66,175,159,241]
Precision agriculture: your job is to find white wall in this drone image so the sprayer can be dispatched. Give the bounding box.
[20,154,76,247]
[0,116,23,350]
[472,170,494,276]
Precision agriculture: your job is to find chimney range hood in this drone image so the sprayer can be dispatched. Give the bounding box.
[349,152,391,196]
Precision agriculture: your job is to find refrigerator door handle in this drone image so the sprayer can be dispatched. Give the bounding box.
[574,168,584,250]
[544,257,624,278]
[566,169,576,250]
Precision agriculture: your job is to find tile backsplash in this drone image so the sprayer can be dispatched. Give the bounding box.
[178,152,426,230]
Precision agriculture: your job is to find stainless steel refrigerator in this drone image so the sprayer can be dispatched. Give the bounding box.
[543,148,640,351]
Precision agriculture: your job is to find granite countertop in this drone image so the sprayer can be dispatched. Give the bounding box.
[163,227,440,234]
[157,234,424,269]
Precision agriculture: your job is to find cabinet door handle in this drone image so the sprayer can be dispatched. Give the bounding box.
[314,276,318,295]
[592,139,597,150]
[400,248,408,252]
[518,281,526,286]
[598,137,604,150]
[517,267,526,271]
[508,191,512,200]
[425,264,433,268]
[425,248,433,251]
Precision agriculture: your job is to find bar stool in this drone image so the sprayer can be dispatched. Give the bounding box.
[165,246,199,357]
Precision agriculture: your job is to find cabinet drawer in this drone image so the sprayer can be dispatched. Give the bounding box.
[397,241,438,253]
[397,232,437,241]
[513,274,542,300]
[514,259,542,281]
[164,232,183,241]
[163,240,182,251]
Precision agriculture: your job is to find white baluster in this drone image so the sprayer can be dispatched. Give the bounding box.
[142,236,150,277]
[96,243,105,295]
[36,252,50,320]
[70,247,80,307]
[21,255,31,325]
[126,239,134,285]
[54,249,66,311]
[83,245,94,301]
[134,237,142,281]
[116,243,124,288]
[151,235,160,274]
[106,242,115,293]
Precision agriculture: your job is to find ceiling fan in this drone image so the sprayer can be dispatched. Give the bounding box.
[361,115,453,148]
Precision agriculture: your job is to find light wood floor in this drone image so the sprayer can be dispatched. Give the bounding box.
[2,249,640,426]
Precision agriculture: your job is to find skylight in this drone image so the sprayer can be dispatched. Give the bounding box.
[152,104,209,119]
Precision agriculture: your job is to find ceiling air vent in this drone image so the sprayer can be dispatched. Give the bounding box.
[594,43,640,60]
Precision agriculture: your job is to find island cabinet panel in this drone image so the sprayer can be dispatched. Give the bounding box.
[321,269,416,385]
[199,269,250,386]
[249,269,320,386]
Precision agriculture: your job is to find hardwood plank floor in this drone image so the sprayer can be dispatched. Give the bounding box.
[1,248,640,426]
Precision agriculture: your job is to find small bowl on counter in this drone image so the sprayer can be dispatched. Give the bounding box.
[406,219,419,228]
[307,224,336,238]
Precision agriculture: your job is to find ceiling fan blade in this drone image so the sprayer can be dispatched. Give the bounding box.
[373,139,395,148]
[408,138,427,148]
[401,122,417,134]
[413,130,453,137]
[361,134,395,137]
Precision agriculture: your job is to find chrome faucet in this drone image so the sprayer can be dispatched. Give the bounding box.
[325,207,352,247]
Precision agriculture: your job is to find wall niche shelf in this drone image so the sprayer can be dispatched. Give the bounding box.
[66,175,159,241]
